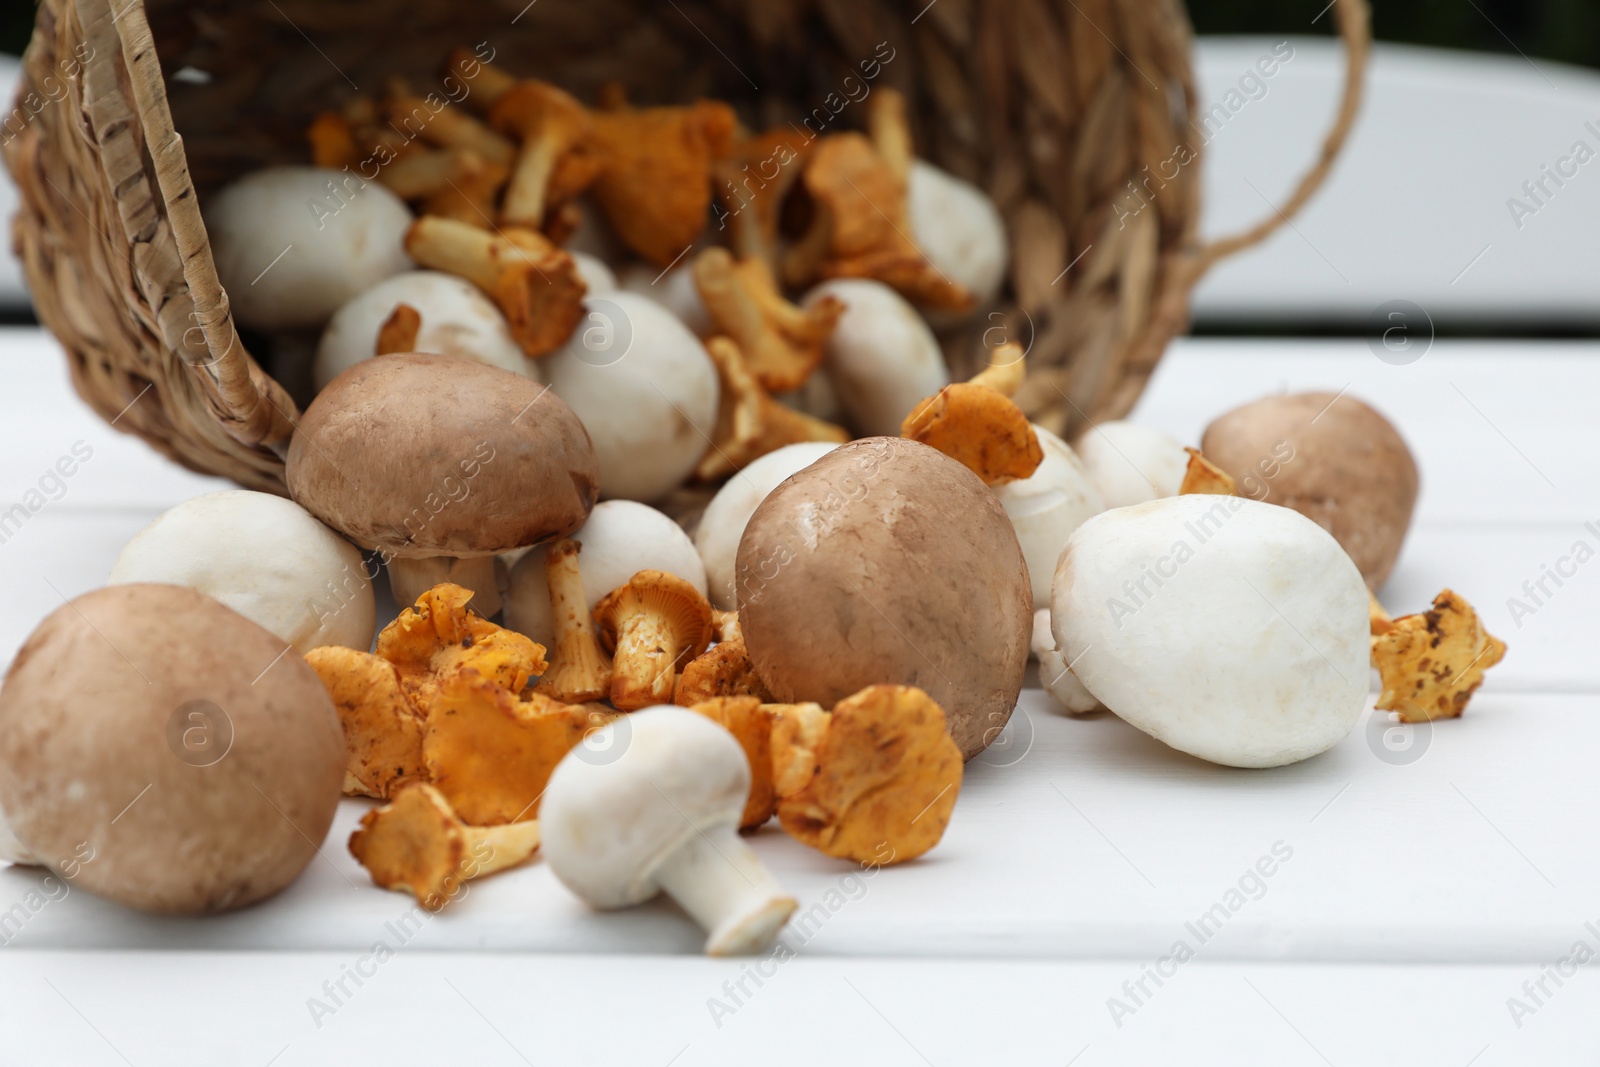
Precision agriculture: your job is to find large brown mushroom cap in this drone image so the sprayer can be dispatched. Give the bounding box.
[735,437,1031,760]
[1200,391,1419,590]
[0,584,345,914]
[287,353,598,559]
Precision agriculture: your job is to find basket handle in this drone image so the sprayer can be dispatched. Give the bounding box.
[1190,0,1372,277]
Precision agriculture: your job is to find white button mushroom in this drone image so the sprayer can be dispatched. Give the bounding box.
[1072,420,1189,509]
[108,490,376,655]
[572,252,618,294]
[802,279,948,437]
[504,499,707,649]
[313,270,533,391]
[541,706,797,955]
[997,426,1105,609]
[207,166,413,331]
[1030,608,1100,714]
[694,441,839,611]
[617,262,714,337]
[1051,495,1370,768]
[542,292,720,502]
[907,160,1008,313]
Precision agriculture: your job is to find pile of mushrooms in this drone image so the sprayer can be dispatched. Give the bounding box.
[0,40,1512,962]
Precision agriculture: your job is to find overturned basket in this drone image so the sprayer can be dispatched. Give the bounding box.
[5,0,1368,492]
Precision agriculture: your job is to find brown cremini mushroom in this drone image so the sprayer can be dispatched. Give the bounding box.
[736,438,1032,760]
[533,539,614,704]
[0,585,345,913]
[349,783,540,910]
[286,354,598,615]
[404,216,587,358]
[769,685,962,865]
[1201,391,1420,590]
[594,571,715,711]
[696,336,849,481]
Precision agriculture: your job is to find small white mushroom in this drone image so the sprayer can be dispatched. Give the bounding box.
[542,292,720,502]
[540,706,797,955]
[207,166,413,331]
[996,426,1105,609]
[314,271,532,391]
[618,262,713,337]
[802,278,948,437]
[108,490,376,655]
[504,500,707,650]
[1072,420,1189,509]
[1030,608,1100,714]
[572,252,618,294]
[1051,495,1370,768]
[694,441,839,610]
[907,160,1009,315]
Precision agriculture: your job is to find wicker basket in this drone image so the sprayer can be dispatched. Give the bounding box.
[4,0,1368,492]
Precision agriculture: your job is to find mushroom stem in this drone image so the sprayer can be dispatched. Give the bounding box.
[0,809,38,865]
[389,90,514,165]
[967,342,1025,397]
[375,303,422,356]
[652,822,797,956]
[534,540,613,703]
[449,47,517,108]
[604,604,681,710]
[390,556,503,619]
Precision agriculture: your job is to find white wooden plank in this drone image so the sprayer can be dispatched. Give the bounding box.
[2,687,1591,964]
[1192,38,1600,324]
[1,952,1594,1067]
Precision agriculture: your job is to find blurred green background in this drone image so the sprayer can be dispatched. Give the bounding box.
[2,0,1597,66]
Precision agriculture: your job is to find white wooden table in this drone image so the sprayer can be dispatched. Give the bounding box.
[1,327,1596,1064]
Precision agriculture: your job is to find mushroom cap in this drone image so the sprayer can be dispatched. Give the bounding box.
[0,584,345,912]
[571,252,618,294]
[108,490,376,655]
[996,427,1106,609]
[540,706,748,909]
[907,160,1008,310]
[314,271,533,391]
[1072,420,1189,509]
[803,279,948,438]
[504,500,707,649]
[1200,391,1419,591]
[207,166,414,331]
[694,441,839,610]
[541,292,720,502]
[287,352,598,558]
[1051,495,1369,768]
[736,438,1032,760]
[618,262,713,337]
